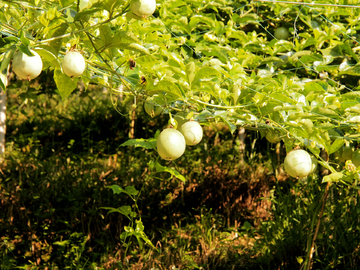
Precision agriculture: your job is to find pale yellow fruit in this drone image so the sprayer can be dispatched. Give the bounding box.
[179,121,203,146]
[157,128,186,160]
[284,149,312,178]
[62,51,86,77]
[12,50,43,80]
[130,0,156,17]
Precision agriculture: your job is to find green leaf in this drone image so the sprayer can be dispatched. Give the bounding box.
[108,185,138,196]
[186,61,196,85]
[74,8,102,22]
[35,47,61,69]
[0,47,15,91]
[153,161,186,182]
[108,184,126,194]
[125,186,139,196]
[341,91,360,100]
[54,69,78,100]
[192,66,221,88]
[100,205,133,217]
[329,138,344,155]
[19,30,30,47]
[120,138,157,149]
[49,22,69,55]
[323,172,344,183]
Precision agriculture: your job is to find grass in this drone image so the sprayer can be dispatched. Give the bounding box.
[1,82,360,269]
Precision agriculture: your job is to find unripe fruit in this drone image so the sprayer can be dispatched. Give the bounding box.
[12,50,43,80]
[284,149,313,178]
[179,121,203,146]
[62,51,86,77]
[157,128,186,160]
[274,27,290,40]
[340,145,353,162]
[130,0,156,17]
[144,97,162,118]
[352,149,360,167]
[266,130,281,144]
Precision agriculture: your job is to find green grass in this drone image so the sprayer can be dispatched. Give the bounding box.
[1,86,360,269]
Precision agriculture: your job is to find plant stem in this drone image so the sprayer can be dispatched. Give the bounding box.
[304,182,331,270]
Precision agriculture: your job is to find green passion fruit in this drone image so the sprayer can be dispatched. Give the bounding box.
[144,97,162,118]
[274,27,290,40]
[352,149,360,167]
[265,130,281,144]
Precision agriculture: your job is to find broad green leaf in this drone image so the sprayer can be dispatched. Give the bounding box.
[54,69,78,100]
[323,172,344,183]
[311,107,339,119]
[108,185,138,196]
[108,184,125,194]
[186,61,196,85]
[154,162,186,182]
[341,91,360,100]
[49,22,69,55]
[120,138,157,149]
[35,47,61,69]
[100,25,113,46]
[74,8,102,22]
[269,93,295,105]
[0,47,15,91]
[192,66,221,88]
[329,138,344,155]
[100,205,133,217]
[125,186,139,196]
[19,30,30,47]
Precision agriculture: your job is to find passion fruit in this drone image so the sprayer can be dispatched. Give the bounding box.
[274,27,290,40]
[157,128,186,160]
[12,50,43,80]
[352,149,360,167]
[265,130,281,144]
[62,51,86,77]
[130,0,156,18]
[179,121,203,146]
[144,97,162,118]
[284,149,313,178]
